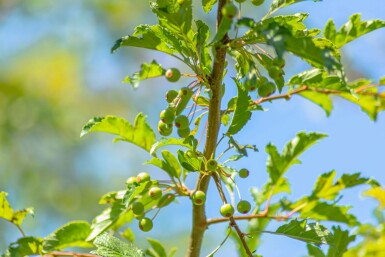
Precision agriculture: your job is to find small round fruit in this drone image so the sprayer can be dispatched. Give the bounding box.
[174,115,189,129]
[137,172,151,183]
[206,159,218,171]
[132,202,144,215]
[139,217,153,232]
[177,127,190,138]
[258,82,275,97]
[268,65,282,79]
[178,87,193,97]
[192,190,206,206]
[244,79,257,92]
[158,120,173,136]
[165,90,178,103]
[149,187,162,200]
[239,168,249,178]
[126,176,137,185]
[273,57,285,68]
[220,203,235,217]
[221,3,237,19]
[165,68,181,82]
[159,108,175,124]
[258,76,269,84]
[237,200,251,214]
[185,149,196,158]
[251,0,265,6]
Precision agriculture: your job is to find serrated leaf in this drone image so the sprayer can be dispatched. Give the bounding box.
[177,150,201,171]
[195,20,212,75]
[324,14,385,48]
[299,201,358,226]
[266,132,326,184]
[87,202,129,241]
[91,233,145,257]
[123,60,165,88]
[162,150,182,178]
[202,0,217,13]
[300,91,333,116]
[81,113,156,152]
[0,192,34,227]
[363,187,385,209]
[227,134,258,157]
[150,137,194,157]
[226,80,252,135]
[43,221,92,252]
[268,0,321,16]
[4,237,43,257]
[147,238,167,257]
[326,227,356,257]
[112,25,177,55]
[145,157,178,179]
[274,219,333,245]
[151,0,192,36]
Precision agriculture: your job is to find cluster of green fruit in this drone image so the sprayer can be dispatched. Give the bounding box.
[222,0,266,19]
[158,68,193,138]
[126,172,175,232]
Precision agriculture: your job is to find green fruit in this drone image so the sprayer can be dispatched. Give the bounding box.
[165,90,178,103]
[220,203,235,217]
[258,76,269,84]
[174,115,189,129]
[139,217,153,232]
[137,172,151,183]
[237,200,251,214]
[206,159,218,171]
[273,57,285,68]
[159,107,175,124]
[126,176,137,185]
[258,82,275,97]
[192,190,206,206]
[221,3,237,19]
[165,68,181,82]
[244,78,257,92]
[132,202,144,215]
[149,187,162,200]
[185,149,196,158]
[175,87,193,115]
[158,120,173,136]
[239,168,249,178]
[177,127,190,138]
[251,0,264,6]
[268,65,282,79]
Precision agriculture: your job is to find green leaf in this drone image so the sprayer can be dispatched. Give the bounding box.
[123,60,165,88]
[210,17,233,45]
[91,233,145,257]
[147,238,167,257]
[326,227,356,257]
[300,91,333,116]
[42,221,92,252]
[195,20,212,75]
[311,171,379,201]
[324,14,385,48]
[363,187,385,209]
[202,0,217,13]
[274,219,333,245]
[226,80,252,135]
[162,150,182,178]
[123,181,153,207]
[151,0,192,36]
[81,113,156,152]
[112,25,178,55]
[268,0,321,16]
[299,201,358,226]
[87,202,129,241]
[266,132,327,183]
[122,227,135,242]
[150,137,194,156]
[4,237,43,257]
[307,244,326,257]
[145,157,177,179]
[177,150,201,171]
[0,192,34,226]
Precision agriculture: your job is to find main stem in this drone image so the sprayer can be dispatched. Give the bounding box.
[185,1,228,256]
